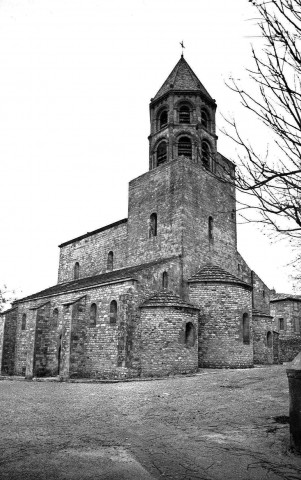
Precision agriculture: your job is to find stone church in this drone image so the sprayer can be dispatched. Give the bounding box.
[0,55,295,380]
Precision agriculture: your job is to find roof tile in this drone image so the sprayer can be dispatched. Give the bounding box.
[153,56,213,102]
[14,256,180,304]
[141,290,199,309]
[188,264,252,289]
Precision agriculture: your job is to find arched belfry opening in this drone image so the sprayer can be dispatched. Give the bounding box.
[178,136,192,158]
[156,141,167,166]
[179,105,191,124]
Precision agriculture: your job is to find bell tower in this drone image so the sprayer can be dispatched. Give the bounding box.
[127,54,237,283]
[149,55,218,172]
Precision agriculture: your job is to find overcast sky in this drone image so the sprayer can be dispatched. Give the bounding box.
[0,0,297,299]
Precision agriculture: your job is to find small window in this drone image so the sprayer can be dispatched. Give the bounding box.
[185,322,195,347]
[107,251,113,271]
[294,302,298,311]
[279,318,284,330]
[179,105,190,123]
[21,313,26,331]
[201,141,211,170]
[201,109,209,129]
[162,271,168,289]
[178,136,192,158]
[157,141,167,166]
[294,317,300,333]
[109,300,117,324]
[159,110,168,129]
[208,216,214,242]
[74,262,80,280]
[242,313,250,345]
[149,213,157,238]
[90,303,97,326]
[52,308,59,327]
[267,331,272,348]
[262,289,265,299]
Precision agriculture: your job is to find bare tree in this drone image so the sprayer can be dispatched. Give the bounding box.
[0,285,17,313]
[223,0,301,240]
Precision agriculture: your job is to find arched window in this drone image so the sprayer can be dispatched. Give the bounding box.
[267,331,272,348]
[74,262,80,280]
[52,308,59,327]
[159,110,168,129]
[201,109,209,129]
[90,303,97,326]
[162,271,168,289]
[179,105,190,123]
[107,251,113,271]
[185,322,196,347]
[109,300,117,324]
[208,216,214,242]
[157,141,167,166]
[201,141,211,170]
[149,213,157,238]
[178,136,192,158]
[242,313,250,345]
[21,313,26,331]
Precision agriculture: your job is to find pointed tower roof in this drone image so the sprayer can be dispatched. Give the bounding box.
[153,55,213,103]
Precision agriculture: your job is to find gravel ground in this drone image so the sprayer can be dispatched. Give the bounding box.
[0,365,300,479]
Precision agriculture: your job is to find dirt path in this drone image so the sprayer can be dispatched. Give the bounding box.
[0,366,300,479]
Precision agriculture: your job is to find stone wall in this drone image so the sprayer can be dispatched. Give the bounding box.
[34,302,55,377]
[271,300,301,339]
[57,220,128,283]
[0,316,4,372]
[140,306,198,377]
[189,282,253,368]
[252,314,274,364]
[8,257,185,380]
[252,272,270,315]
[181,158,237,289]
[127,159,183,267]
[127,156,238,286]
[14,280,139,379]
[279,338,301,363]
[1,308,18,375]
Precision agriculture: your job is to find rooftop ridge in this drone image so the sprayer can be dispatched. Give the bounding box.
[59,218,128,248]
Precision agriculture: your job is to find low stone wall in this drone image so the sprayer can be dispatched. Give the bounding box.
[280,338,301,363]
[253,314,274,365]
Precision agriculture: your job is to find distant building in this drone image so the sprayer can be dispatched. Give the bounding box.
[270,293,301,362]
[1,56,300,379]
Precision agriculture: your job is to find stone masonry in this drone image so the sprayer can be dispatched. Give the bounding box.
[1,55,298,379]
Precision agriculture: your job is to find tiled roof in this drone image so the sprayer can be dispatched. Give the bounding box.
[153,56,213,102]
[188,264,252,289]
[13,256,180,304]
[270,293,301,303]
[141,290,199,310]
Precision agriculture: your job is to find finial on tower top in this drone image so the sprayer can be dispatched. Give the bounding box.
[180,41,185,57]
